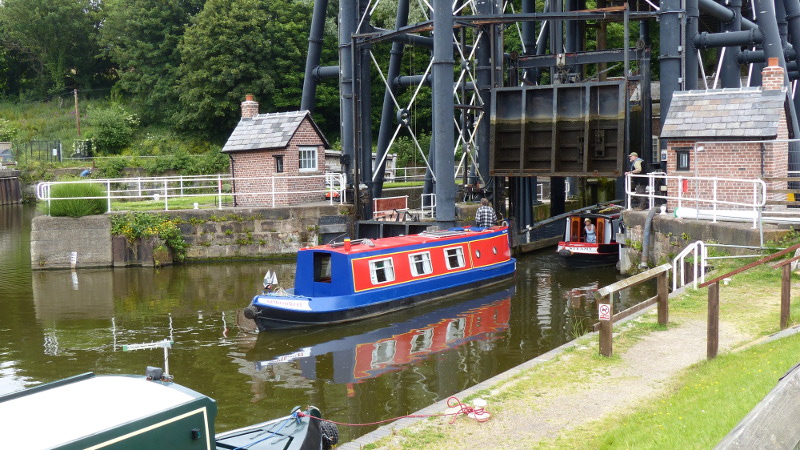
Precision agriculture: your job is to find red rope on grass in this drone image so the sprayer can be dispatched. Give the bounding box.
[297,396,490,427]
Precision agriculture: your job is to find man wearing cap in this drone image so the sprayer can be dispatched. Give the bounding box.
[626,152,646,209]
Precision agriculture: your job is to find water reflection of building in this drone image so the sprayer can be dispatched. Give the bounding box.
[250,287,515,385]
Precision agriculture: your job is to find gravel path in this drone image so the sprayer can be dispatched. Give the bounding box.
[341,304,755,449]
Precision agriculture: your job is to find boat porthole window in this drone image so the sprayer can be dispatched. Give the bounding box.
[475,250,481,258]
[492,246,497,255]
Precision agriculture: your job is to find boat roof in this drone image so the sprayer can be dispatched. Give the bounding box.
[306,226,506,255]
[0,374,206,449]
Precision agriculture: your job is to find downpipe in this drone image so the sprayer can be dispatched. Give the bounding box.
[639,207,660,269]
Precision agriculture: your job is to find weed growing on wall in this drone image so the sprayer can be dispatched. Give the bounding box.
[110,212,188,262]
[40,182,107,217]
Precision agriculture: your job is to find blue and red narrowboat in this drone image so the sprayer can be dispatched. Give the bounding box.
[556,206,624,268]
[244,226,516,330]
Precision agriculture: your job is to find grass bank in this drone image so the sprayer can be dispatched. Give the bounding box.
[363,257,800,449]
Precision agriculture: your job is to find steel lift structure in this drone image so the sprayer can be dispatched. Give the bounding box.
[299,0,799,243]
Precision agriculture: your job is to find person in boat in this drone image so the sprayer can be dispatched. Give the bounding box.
[584,218,596,243]
[626,152,646,210]
[475,197,497,228]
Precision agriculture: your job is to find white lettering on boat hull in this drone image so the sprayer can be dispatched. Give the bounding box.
[262,298,312,311]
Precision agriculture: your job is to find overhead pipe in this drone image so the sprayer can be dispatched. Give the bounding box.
[738,46,797,65]
[693,29,763,49]
[698,0,756,30]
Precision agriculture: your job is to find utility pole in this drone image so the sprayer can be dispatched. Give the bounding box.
[74,89,81,137]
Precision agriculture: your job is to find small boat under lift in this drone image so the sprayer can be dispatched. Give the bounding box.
[556,205,624,269]
[245,226,517,330]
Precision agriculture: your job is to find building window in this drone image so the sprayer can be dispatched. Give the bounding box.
[444,247,466,269]
[409,252,433,277]
[369,258,395,284]
[675,148,691,171]
[299,146,317,171]
[274,155,284,173]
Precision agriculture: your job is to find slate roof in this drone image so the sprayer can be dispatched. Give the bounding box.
[222,110,329,153]
[660,87,788,140]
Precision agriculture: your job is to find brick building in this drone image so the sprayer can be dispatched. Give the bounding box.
[660,58,790,211]
[222,96,330,207]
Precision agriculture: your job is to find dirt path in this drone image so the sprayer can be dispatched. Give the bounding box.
[341,308,754,449]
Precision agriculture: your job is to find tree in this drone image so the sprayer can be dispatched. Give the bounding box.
[173,0,314,141]
[100,0,203,125]
[0,0,102,95]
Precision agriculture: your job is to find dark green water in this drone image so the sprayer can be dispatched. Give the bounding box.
[0,204,653,442]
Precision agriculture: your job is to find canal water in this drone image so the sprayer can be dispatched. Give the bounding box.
[0,204,653,442]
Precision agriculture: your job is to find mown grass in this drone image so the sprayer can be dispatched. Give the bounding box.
[111,194,233,211]
[549,333,800,449]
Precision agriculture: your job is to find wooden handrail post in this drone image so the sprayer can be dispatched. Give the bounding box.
[598,298,613,357]
[781,264,791,330]
[657,271,668,326]
[708,281,719,359]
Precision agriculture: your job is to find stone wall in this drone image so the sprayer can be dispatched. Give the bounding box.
[31,204,352,269]
[619,210,793,273]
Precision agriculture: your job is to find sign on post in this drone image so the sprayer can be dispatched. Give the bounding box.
[598,302,612,321]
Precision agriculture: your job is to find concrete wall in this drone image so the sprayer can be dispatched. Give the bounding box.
[31,204,353,270]
[619,209,793,272]
[31,215,113,269]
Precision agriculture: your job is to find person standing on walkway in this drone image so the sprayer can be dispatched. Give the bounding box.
[626,152,647,209]
[475,197,497,228]
[584,218,596,243]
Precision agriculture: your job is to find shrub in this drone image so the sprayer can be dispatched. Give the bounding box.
[40,182,107,217]
[86,104,140,154]
[110,212,188,262]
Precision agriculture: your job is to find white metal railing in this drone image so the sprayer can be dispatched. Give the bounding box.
[672,240,707,291]
[421,193,436,218]
[36,172,346,214]
[626,172,767,228]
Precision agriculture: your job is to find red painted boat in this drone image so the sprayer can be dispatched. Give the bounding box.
[245,226,516,330]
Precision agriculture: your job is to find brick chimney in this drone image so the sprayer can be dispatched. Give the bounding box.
[241,94,259,119]
[761,57,785,93]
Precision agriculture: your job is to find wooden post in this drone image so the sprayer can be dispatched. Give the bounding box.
[708,281,719,359]
[74,88,81,137]
[657,271,668,326]
[598,299,613,357]
[781,264,791,330]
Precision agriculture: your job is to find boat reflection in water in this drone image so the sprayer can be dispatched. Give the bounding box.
[250,286,515,385]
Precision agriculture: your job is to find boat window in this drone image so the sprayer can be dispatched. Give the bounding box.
[313,253,332,282]
[444,247,466,269]
[369,258,396,284]
[409,252,433,277]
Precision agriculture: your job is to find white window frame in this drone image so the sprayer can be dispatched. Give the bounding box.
[408,251,433,277]
[299,146,318,172]
[444,246,466,269]
[369,257,395,284]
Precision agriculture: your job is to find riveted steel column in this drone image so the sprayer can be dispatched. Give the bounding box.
[301,0,329,111]
[433,0,456,222]
[339,0,356,188]
[720,0,743,88]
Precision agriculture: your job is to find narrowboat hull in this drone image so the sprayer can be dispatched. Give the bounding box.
[247,226,517,330]
[0,371,334,450]
[556,243,620,268]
